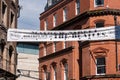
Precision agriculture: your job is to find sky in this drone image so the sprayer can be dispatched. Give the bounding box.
[18,0,47,30]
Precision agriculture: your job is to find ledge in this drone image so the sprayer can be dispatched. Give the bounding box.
[0,68,17,79]
[81,74,120,79]
[38,46,74,62]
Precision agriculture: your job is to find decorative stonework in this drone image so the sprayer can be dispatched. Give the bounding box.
[92,47,109,57]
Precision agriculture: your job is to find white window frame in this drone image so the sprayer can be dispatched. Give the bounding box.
[44,19,48,31]
[53,42,56,52]
[53,14,57,27]
[53,66,57,80]
[64,63,68,80]
[63,41,66,49]
[75,0,80,15]
[94,0,104,7]
[63,7,67,22]
[44,70,47,80]
[96,57,106,75]
[44,45,47,56]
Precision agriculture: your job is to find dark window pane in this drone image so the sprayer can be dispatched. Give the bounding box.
[97,57,105,65]
[97,66,106,74]
[96,22,104,28]
[96,57,106,74]
[96,0,104,6]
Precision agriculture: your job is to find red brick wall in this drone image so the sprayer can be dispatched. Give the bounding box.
[39,0,120,80]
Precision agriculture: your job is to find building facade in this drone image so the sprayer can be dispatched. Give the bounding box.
[16,43,39,80]
[39,0,120,80]
[0,0,19,79]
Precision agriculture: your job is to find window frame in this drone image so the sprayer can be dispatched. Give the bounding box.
[63,7,67,22]
[44,45,47,56]
[95,21,104,28]
[53,42,57,52]
[75,0,80,15]
[94,0,104,7]
[96,57,106,75]
[63,63,68,80]
[1,1,8,27]
[43,66,47,80]
[44,19,48,31]
[53,13,57,27]
[10,10,15,28]
[63,41,66,49]
[53,65,57,80]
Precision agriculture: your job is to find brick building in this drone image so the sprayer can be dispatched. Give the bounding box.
[0,0,20,79]
[39,0,120,80]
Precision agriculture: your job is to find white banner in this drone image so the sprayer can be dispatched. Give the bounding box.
[7,26,120,42]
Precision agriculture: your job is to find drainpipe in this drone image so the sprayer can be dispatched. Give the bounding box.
[114,15,118,71]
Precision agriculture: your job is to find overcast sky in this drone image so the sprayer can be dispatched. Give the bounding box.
[18,0,47,30]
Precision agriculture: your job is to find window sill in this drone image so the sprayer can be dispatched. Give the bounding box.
[94,5,104,8]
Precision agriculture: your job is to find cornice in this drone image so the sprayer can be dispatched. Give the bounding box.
[38,46,74,63]
[52,9,120,30]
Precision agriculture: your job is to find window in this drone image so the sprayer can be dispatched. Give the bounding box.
[53,14,57,27]
[2,1,7,27]
[10,11,15,28]
[63,41,66,49]
[53,42,56,52]
[75,0,80,15]
[63,8,67,22]
[44,45,47,56]
[43,66,47,80]
[48,0,52,6]
[96,57,106,75]
[9,46,13,60]
[95,0,104,7]
[95,21,104,28]
[44,20,48,30]
[64,63,68,80]
[53,66,57,80]
[1,40,5,54]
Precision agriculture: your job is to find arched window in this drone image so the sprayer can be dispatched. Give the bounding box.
[2,1,7,27]
[9,46,13,60]
[61,59,68,80]
[51,62,57,80]
[42,65,48,80]
[53,65,57,80]
[63,63,68,80]
[0,39,5,68]
[1,39,5,54]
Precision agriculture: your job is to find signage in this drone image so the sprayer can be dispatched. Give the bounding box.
[7,26,120,42]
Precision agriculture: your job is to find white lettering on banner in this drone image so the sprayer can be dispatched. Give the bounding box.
[7,26,120,42]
